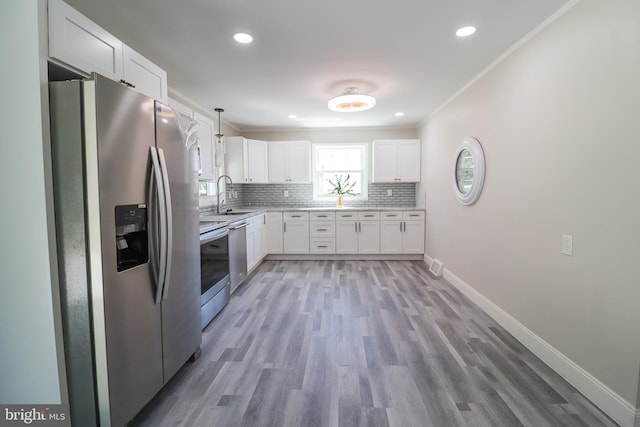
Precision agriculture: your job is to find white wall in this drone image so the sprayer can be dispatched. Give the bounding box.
[0,0,65,403]
[419,0,640,424]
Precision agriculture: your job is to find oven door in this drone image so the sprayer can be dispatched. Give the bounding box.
[200,226,230,304]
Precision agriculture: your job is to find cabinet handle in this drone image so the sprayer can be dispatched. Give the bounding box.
[364,214,373,217]
[318,245,328,249]
[354,223,358,233]
[318,215,327,218]
[119,79,136,88]
[343,215,353,218]
[284,223,286,232]
[400,222,403,232]
[409,214,419,217]
[317,228,327,232]
[394,178,401,181]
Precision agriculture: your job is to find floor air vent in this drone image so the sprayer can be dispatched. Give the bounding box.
[429,259,444,277]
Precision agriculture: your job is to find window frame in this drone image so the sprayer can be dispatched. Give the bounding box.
[312,143,368,201]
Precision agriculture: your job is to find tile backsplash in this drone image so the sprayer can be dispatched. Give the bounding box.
[200,182,416,213]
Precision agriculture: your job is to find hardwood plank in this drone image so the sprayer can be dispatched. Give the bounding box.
[132,260,619,427]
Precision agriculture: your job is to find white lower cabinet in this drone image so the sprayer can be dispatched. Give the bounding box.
[335,211,379,254]
[380,211,425,254]
[310,211,335,254]
[265,212,283,254]
[246,214,266,272]
[265,209,424,256]
[283,212,309,254]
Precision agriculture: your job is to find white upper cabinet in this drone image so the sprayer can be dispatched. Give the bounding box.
[122,45,167,102]
[371,139,421,183]
[168,99,216,181]
[48,0,167,102]
[268,141,311,183]
[225,137,269,183]
[193,113,216,181]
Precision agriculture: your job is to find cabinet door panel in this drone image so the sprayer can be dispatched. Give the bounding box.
[283,221,309,254]
[247,139,269,183]
[358,221,380,254]
[267,142,287,183]
[265,212,283,254]
[287,141,311,183]
[380,221,403,254]
[193,113,215,180]
[123,45,167,102]
[396,140,421,182]
[335,221,358,254]
[371,140,397,182]
[49,0,123,80]
[402,221,425,253]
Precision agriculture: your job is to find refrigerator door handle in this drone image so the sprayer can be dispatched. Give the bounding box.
[158,148,173,300]
[149,147,167,304]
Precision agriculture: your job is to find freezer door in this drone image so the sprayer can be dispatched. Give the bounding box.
[91,75,164,427]
[154,102,202,380]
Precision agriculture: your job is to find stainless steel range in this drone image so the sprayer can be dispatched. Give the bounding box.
[199,222,230,329]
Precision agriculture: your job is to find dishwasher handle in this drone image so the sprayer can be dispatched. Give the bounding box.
[229,223,248,230]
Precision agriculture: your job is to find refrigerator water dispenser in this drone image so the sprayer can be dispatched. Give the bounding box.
[115,204,148,272]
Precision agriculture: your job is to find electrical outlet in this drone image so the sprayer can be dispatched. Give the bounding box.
[284,190,289,197]
[387,189,393,196]
[561,234,573,256]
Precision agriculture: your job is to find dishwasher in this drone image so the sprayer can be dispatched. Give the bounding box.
[228,220,248,293]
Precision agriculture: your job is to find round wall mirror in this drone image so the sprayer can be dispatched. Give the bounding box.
[453,137,485,205]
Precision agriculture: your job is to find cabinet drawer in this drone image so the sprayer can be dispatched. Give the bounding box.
[358,211,379,221]
[380,211,402,220]
[402,211,425,220]
[335,212,357,220]
[310,239,335,254]
[310,221,335,237]
[310,211,335,221]
[283,212,309,221]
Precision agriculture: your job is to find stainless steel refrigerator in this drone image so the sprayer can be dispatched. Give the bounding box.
[49,74,201,427]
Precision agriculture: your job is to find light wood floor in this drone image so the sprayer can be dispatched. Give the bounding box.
[133,260,618,427]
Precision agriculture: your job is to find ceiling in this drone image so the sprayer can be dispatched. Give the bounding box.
[64,0,570,131]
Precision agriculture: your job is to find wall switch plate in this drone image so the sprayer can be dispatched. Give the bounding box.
[284,190,289,198]
[561,234,573,256]
[387,189,393,196]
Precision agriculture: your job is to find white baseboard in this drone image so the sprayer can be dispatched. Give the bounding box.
[423,254,639,427]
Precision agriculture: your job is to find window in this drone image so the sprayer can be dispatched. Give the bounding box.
[313,143,368,201]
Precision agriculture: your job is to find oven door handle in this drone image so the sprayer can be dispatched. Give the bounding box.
[201,227,229,245]
[229,223,248,230]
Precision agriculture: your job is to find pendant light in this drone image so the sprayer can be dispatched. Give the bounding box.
[328,87,376,112]
[214,108,224,143]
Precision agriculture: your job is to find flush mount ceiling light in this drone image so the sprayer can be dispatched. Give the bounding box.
[233,33,253,44]
[456,26,477,37]
[328,87,376,113]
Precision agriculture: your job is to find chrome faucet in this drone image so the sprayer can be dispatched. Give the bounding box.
[216,174,233,214]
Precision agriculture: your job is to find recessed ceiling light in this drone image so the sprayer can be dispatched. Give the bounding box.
[395,112,405,117]
[456,26,476,37]
[233,33,253,44]
[288,115,297,119]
